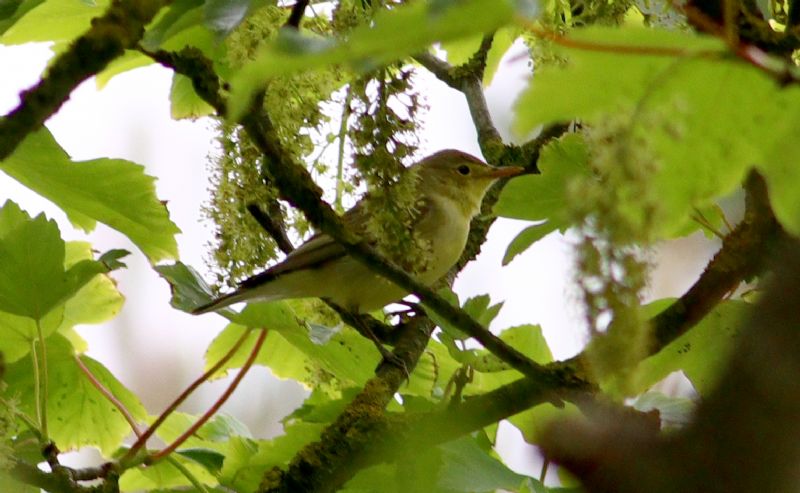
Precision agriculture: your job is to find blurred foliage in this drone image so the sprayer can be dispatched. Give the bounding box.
[2,0,799,490]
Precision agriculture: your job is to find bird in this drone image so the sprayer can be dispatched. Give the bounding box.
[193,149,523,315]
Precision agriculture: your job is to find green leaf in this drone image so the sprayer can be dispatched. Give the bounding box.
[170,72,215,119]
[204,0,266,38]
[286,388,360,424]
[220,423,324,492]
[483,27,517,86]
[0,0,44,37]
[513,28,726,133]
[142,0,204,50]
[441,33,485,66]
[467,324,552,385]
[2,335,147,456]
[205,306,380,388]
[155,261,219,313]
[1,0,108,44]
[61,242,126,329]
[119,454,218,491]
[757,111,800,236]
[0,308,63,363]
[0,239,125,363]
[632,391,695,429]
[0,204,107,320]
[0,208,65,318]
[177,447,226,473]
[513,26,800,236]
[342,464,398,493]
[427,291,503,342]
[0,198,28,235]
[96,50,154,89]
[0,471,39,493]
[142,0,222,58]
[437,436,526,491]
[495,132,590,222]
[155,412,252,445]
[1,128,180,261]
[228,0,519,119]
[632,300,748,395]
[502,221,556,265]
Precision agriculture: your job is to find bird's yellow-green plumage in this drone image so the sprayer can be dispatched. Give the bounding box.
[193,149,523,315]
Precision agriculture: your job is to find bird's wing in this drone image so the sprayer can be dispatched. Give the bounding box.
[238,233,346,288]
[238,201,373,288]
[238,194,433,288]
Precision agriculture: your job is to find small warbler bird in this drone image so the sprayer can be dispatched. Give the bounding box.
[193,150,523,315]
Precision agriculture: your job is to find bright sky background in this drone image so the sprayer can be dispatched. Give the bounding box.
[0,39,717,480]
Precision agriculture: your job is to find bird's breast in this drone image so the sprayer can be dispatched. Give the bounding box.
[414,195,472,283]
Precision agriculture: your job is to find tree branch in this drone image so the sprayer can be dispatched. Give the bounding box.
[260,316,436,493]
[413,52,504,160]
[285,0,310,29]
[651,172,781,350]
[246,203,296,255]
[541,236,800,493]
[6,458,97,493]
[0,0,168,160]
[140,36,792,493]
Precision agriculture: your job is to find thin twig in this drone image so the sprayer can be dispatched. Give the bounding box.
[413,52,503,156]
[74,355,143,438]
[247,203,295,254]
[0,0,169,160]
[122,326,253,463]
[335,87,353,211]
[150,328,268,462]
[165,456,212,493]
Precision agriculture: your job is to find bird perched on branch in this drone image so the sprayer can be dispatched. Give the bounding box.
[193,149,523,315]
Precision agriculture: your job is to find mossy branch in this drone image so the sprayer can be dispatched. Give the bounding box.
[414,51,504,159]
[7,457,101,493]
[541,237,800,493]
[650,172,781,350]
[0,0,168,160]
[259,316,435,493]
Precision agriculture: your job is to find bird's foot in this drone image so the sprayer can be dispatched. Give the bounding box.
[373,345,409,379]
[384,300,421,322]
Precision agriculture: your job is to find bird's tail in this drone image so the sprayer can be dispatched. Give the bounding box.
[192,290,252,315]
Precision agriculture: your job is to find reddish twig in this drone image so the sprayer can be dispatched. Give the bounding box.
[75,355,143,438]
[149,328,268,462]
[523,17,799,85]
[122,327,254,462]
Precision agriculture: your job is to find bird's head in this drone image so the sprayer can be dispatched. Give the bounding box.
[414,150,524,216]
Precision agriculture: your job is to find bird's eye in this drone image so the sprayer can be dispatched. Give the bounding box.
[457,165,471,176]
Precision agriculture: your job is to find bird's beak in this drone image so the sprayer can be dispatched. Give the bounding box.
[486,166,525,178]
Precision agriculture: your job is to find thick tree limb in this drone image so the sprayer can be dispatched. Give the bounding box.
[541,236,800,493]
[0,0,168,160]
[651,172,781,350]
[260,315,435,493]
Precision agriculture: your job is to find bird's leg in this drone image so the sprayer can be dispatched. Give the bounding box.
[323,300,408,376]
[356,316,409,377]
[384,299,421,322]
[325,301,394,342]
